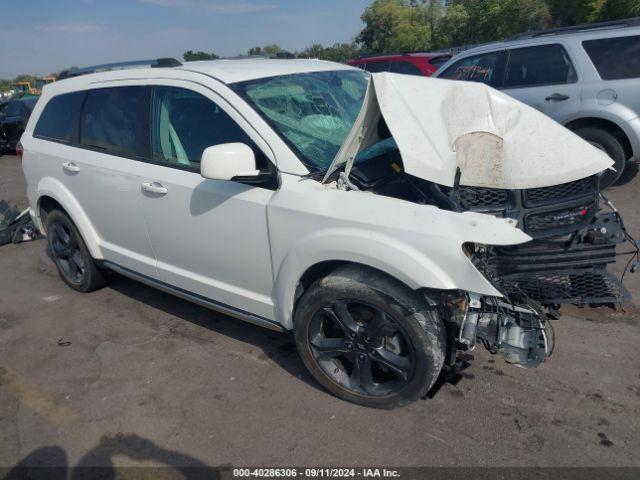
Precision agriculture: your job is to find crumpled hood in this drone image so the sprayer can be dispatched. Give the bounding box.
[324,72,613,189]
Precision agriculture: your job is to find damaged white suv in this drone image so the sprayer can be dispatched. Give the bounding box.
[21,58,636,408]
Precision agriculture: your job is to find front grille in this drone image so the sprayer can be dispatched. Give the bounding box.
[501,269,629,305]
[457,186,507,209]
[525,204,594,234]
[524,177,595,206]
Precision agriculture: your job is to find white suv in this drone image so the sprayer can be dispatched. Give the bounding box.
[21,58,634,408]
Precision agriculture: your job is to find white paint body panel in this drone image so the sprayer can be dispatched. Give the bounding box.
[368,73,613,189]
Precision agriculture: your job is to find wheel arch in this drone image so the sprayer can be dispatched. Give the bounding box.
[35,178,103,259]
[565,116,634,161]
[271,229,491,330]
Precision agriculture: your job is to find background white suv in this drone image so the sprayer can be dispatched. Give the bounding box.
[20,58,632,408]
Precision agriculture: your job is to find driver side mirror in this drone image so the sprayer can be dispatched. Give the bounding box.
[200,143,260,181]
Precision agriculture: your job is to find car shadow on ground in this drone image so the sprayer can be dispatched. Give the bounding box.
[106,272,320,390]
[3,434,222,479]
[106,272,470,401]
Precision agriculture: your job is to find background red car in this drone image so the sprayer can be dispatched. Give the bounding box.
[348,52,452,76]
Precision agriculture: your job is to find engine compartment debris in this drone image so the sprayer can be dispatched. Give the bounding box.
[0,200,40,246]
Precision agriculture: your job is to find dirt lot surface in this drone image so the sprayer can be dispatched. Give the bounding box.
[1,153,640,469]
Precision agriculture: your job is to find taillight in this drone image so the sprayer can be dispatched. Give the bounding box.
[16,141,24,160]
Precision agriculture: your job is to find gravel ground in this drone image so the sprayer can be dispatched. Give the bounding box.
[1,153,639,469]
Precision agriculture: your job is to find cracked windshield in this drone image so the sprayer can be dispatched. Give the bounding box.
[235,70,368,172]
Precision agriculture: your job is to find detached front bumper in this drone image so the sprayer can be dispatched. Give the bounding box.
[489,212,631,306]
[449,293,552,368]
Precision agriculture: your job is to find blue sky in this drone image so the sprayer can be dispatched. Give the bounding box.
[0,0,371,78]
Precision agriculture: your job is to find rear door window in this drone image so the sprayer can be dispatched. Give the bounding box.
[34,92,85,143]
[438,51,502,85]
[389,61,423,76]
[503,44,577,88]
[80,86,150,158]
[151,86,264,171]
[583,35,640,80]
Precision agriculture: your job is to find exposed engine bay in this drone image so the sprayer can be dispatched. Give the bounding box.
[333,140,638,369]
[346,143,634,308]
[319,72,638,370]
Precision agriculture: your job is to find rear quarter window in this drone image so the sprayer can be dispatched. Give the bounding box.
[34,92,85,143]
[582,35,640,80]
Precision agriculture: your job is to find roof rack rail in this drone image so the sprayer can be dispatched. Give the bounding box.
[509,16,640,40]
[58,58,182,80]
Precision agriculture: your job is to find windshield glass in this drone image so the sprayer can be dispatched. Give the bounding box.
[233,70,368,173]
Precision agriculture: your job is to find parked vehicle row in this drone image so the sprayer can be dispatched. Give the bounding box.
[20,56,635,408]
[347,52,452,77]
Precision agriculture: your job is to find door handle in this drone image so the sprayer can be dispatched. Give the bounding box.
[141,181,168,195]
[545,93,570,102]
[62,162,80,173]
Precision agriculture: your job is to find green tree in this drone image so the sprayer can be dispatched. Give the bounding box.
[247,46,263,56]
[183,50,219,61]
[357,0,435,53]
[262,44,283,55]
[298,42,362,62]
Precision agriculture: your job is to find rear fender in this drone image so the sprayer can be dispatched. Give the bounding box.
[36,177,103,259]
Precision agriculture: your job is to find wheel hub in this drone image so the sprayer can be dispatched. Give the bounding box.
[308,300,415,397]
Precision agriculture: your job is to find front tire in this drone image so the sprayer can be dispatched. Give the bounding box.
[573,127,626,188]
[45,209,107,293]
[293,265,446,409]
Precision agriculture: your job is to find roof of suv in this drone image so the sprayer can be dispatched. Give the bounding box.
[57,58,356,87]
[453,17,640,57]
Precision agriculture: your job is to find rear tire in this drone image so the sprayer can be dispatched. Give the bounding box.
[293,265,446,409]
[573,127,626,188]
[45,209,107,293]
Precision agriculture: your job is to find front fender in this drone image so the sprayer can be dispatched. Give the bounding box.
[36,176,103,259]
[272,227,501,329]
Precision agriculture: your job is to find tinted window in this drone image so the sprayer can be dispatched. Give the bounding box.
[34,92,85,142]
[22,98,38,112]
[503,44,577,88]
[4,101,22,117]
[389,61,423,76]
[151,86,261,170]
[365,62,391,73]
[430,56,451,70]
[80,86,150,157]
[583,35,640,80]
[438,52,501,84]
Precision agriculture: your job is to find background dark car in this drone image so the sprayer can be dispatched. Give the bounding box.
[0,97,38,153]
[348,52,452,76]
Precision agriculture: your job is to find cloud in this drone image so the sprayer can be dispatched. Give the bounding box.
[136,0,274,14]
[40,22,106,34]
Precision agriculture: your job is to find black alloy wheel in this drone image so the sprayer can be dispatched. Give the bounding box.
[50,220,86,285]
[307,300,416,397]
[45,209,106,292]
